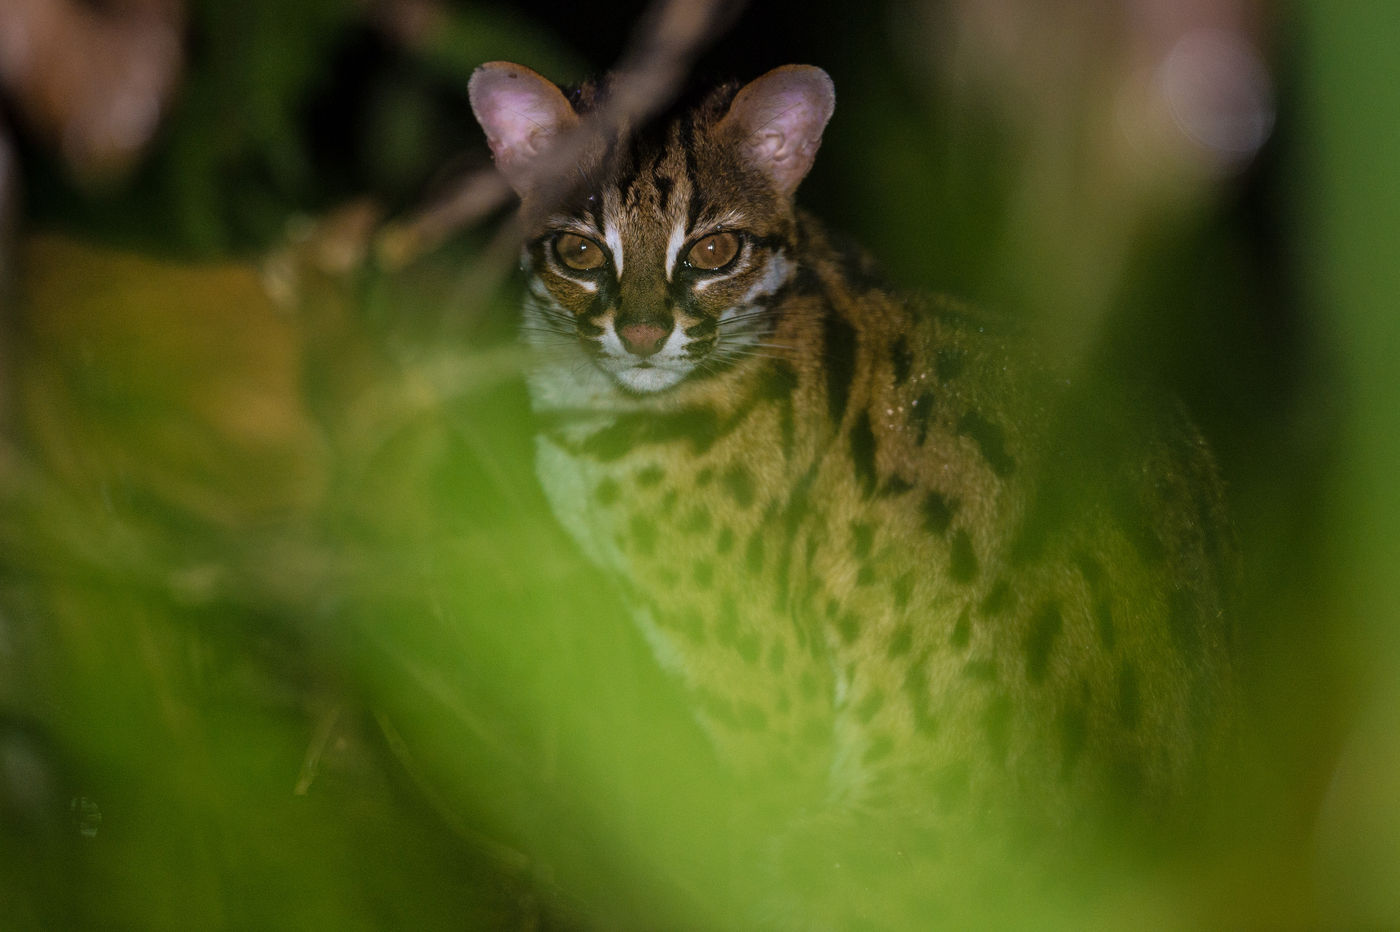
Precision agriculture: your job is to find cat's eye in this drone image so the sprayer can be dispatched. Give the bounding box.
[685,232,740,271]
[554,233,606,271]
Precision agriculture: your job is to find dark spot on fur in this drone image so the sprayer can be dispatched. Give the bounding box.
[888,625,912,658]
[581,407,723,460]
[836,612,860,644]
[892,336,912,385]
[893,573,914,609]
[636,465,664,487]
[834,236,887,293]
[950,607,972,649]
[922,492,955,537]
[849,411,878,496]
[768,641,787,674]
[716,526,734,554]
[737,633,761,664]
[1075,551,1104,585]
[822,311,859,426]
[979,580,1014,616]
[957,411,1016,478]
[777,401,796,461]
[760,361,799,400]
[910,392,934,445]
[693,561,714,586]
[722,464,755,508]
[879,475,914,497]
[791,263,823,297]
[855,690,885,724]
[595,478,620,505]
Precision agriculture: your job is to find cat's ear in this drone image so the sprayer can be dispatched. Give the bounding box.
[720,65,835,197]
[469,62,578,195]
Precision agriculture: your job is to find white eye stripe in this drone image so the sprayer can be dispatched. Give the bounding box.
[664,218,688,281]
[743,251,792,301]
[604,222,624,276]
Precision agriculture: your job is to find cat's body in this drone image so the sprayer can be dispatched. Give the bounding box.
[470,62,1234,920]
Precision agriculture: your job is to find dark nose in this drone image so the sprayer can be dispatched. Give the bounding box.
[618,322,669,357]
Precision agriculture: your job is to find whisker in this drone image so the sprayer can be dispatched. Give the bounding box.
[721,309,777,324]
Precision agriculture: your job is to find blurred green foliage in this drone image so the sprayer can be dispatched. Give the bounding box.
[1296,4,1400,926]
[1,0,1396,928]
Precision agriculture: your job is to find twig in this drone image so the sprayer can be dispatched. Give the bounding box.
[379,0,748,266]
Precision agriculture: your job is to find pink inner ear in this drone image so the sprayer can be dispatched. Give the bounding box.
[468,63,577,191]
[757,89,824,157]
[722,66,835,196]
[478,84,562,158]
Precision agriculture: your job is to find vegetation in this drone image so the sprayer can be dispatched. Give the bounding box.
[0,1,1394,927]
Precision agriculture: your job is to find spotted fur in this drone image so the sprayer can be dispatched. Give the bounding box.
[471,62,1235,920]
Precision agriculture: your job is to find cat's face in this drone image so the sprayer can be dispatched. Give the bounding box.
[519,126,797,395]
[470,64,834,395]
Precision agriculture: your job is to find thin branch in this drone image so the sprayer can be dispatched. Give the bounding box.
[379,0,748,266]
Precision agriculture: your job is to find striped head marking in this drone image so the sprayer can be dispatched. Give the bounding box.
[470,63,834,395]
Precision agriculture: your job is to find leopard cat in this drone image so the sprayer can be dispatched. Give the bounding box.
[469,62,1235,922]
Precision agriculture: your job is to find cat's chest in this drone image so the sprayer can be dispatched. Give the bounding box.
[533,396,802,576]
[533,397,832,717]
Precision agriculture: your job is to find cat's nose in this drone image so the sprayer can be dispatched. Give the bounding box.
[618,321,669,357]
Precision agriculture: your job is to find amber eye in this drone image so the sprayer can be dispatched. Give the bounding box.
[553,233,606,271]
[685,232,740,271]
